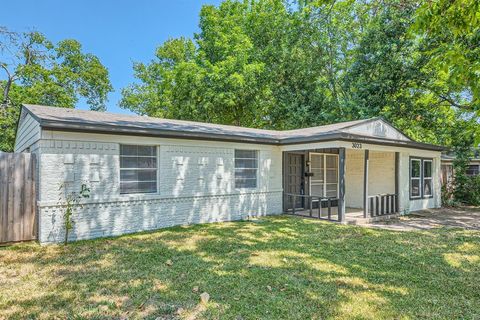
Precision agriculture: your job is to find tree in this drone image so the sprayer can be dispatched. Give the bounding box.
[121,0,478,148]
[412,0,480,113]
[0,28,112,152]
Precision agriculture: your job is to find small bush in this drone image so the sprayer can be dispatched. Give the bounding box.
[460,175,480,206]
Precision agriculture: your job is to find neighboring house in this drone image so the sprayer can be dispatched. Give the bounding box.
[441,151,480,186]
[15,104,444,243]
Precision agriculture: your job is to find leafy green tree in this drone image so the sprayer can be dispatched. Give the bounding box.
[412,0,480,112]
[121,0,478,149]
[0,28,112,152]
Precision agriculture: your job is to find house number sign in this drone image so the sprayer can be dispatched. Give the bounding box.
[352,142,362,149]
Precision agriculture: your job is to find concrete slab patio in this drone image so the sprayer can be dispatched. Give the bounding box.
[368,207,480,231]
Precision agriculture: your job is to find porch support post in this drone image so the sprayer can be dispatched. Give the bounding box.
[282,151,286,213]
[395,152,400,213]
[338,147,346,222]
[363,149,369,218]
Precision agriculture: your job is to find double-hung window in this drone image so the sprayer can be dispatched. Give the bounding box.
[120,145,157,194]
[410,158,433,199]
[235,150,258,188]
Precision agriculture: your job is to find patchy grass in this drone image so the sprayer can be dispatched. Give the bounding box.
[1,216,480,319]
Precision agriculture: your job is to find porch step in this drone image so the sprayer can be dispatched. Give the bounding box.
[344,213,400,225]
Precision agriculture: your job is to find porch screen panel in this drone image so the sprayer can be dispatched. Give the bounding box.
[310,154,324,196]
[309,153,338,198]
[325,155,338,197]
[120,145,157,194]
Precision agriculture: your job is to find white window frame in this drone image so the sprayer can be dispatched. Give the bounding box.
[410,157,434,199]
[309,153,339,198]
[234,149,258,189]
[119,144,158,195]
[423,159,433,197]
[410,158,422,199]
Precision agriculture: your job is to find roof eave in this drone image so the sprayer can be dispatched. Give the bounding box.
[280,132,445,151]
[40,121,281,145]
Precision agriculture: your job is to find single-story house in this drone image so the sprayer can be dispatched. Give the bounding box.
[15,104,444,243]
[441,151,480,186]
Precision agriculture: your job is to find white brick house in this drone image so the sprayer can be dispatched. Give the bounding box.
[15,104,444,243]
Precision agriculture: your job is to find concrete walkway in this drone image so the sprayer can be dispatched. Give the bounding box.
[368,207,480,231]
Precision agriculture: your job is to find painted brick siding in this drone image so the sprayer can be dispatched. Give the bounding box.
[36,138,283,243]
[345,150,395,209]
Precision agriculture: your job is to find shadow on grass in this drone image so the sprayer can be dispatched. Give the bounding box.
[1,215,479,319]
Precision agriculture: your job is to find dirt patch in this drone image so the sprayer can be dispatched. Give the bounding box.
[368,207,480,231]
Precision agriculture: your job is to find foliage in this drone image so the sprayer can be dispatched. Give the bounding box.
[450,121,480,205]
[1,215,479,318]
[441,184,458,207]
[0,27,113,152]
[120,0,478,149]
[453,149,480,206]
[58,182,90,245]
[412,0,480,114]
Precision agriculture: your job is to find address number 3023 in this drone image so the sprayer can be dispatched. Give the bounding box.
[352,142,362,149]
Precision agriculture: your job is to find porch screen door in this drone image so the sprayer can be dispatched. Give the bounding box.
[310,153,338,198]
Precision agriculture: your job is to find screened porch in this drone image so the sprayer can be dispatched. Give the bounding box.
[282,147,400,222]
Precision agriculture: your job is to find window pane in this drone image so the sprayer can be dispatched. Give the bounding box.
[424,179,432,196]
[120,181,157,194]
[310,183,323,196]
[120,145,138,156]
[311,168,324,181]
[411,179,420,197]
[120,169,157,182]
[424,161,432,178]
[326,155,337,169]
[235,158,257,168]
[234,168,257,179]
[326,183,337,196]
[234,150,257,159]
[235,178,257,188]
[326,169,338,183]
[137,146,156,156]
[120,145,156,156]
[411,159,420,178]
[311,155,323,169]
[120,157,156,169]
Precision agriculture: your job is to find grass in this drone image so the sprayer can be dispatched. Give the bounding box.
[1,215,479,319]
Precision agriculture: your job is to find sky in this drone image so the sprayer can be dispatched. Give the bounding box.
[0,0,222,114]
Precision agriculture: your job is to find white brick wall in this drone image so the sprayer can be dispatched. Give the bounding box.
[36,136,283,243]
[345,150,395,209]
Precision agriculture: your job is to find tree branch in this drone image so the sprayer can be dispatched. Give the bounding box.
[438,94,473,111]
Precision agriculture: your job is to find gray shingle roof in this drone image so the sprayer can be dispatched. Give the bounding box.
[22,104,444,151]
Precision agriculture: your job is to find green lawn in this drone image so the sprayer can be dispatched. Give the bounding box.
[1,216,479,319]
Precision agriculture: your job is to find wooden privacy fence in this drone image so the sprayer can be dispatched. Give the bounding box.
[0,153,37,244]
